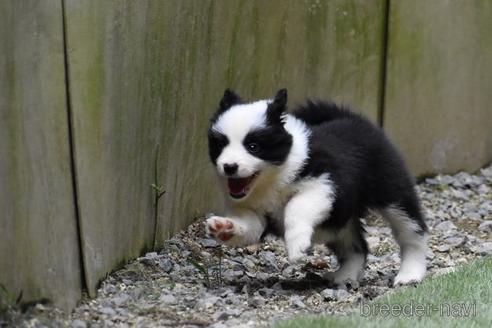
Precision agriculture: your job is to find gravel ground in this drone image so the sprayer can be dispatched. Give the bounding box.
[3,165,492,328]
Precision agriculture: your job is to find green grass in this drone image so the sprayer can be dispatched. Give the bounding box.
[276,257,492,328]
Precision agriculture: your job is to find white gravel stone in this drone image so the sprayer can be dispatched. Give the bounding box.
[473,242,492,255]
[443,236,465,247]
[434,221,457,231]
[113,293,130,306]
[290,295,306,308]
[478,220,492,232]
[71,319,87,328]
[99,307,116,316]
[437,244,451,252]
[159,294,177,305]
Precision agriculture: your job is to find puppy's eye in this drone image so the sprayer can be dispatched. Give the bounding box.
[247,142,260,153]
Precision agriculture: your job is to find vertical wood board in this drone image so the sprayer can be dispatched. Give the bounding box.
[384,0,492,175]
[0,0,81,310]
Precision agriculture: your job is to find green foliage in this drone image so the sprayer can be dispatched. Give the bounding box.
[187,245,224,288]
[152,145,166,250]
[0,283,21,315]
[150,183,166,203]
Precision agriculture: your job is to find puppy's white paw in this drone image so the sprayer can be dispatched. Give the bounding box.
[285,234,311,263]
[393,257,426,287]
[393,270,425,287]
[205,216,237,242]
[287,249,306,264]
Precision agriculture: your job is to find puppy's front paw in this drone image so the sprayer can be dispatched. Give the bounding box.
[205,216,237,242]
[285,234,311,263]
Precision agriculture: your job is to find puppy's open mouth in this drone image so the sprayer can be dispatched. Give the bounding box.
[227,172,259,199]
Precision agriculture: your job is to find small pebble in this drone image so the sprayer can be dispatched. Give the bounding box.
[474,242,492,255]
[443,236,464,247]
[71,319,87,328]
[99,307,116,316]
[200,238,219,248]
[159,294,177,305]
[290,295,306,308]
[437,244,450,252]
[158,258,174,272]
[478,220,492,232]
[434,221,457,231]
[112,293,130,306]
[249,296,265,308]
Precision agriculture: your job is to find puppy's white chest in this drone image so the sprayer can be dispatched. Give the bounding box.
[256,184,297,226]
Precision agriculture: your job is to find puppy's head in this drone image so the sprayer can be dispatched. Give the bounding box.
[208,89,293,200]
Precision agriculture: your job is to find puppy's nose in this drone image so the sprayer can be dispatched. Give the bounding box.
[223,163,238,176]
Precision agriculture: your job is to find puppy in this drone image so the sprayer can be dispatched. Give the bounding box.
[205,89,427,287]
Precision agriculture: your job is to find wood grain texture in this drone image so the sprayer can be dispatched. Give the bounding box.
[64,0,163,296]
[0,0,81,310]
[64,0,386,295]
[384,0,492,175]
[199,0,385,120]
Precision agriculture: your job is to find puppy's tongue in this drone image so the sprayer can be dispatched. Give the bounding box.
[228,176,254,196]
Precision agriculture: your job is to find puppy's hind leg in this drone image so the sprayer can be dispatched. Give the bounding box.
[325,219,367,289]
[380,204,428,286]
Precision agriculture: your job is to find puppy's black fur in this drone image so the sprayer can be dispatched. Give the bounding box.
[294,101,426,233]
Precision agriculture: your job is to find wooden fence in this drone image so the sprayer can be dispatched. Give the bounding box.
[1,0,491,310]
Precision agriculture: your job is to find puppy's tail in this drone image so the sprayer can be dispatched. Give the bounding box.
[293,100,356,126]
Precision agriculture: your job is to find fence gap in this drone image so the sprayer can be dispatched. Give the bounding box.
[61,0,88,294]
[377,0,391,127]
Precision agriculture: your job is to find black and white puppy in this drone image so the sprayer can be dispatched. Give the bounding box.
[206,89,427,287]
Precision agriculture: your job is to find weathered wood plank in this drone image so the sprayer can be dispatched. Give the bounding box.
[384,0,492,175]
[0,0,81,310]
[64,0,164,296]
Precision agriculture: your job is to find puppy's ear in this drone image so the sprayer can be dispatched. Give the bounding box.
[211,89,241,123]
[273,88,287,107]
[219,89,241,111]
[267,88,288,125]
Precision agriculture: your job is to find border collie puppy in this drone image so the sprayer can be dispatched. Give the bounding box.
[206,89,427,287]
